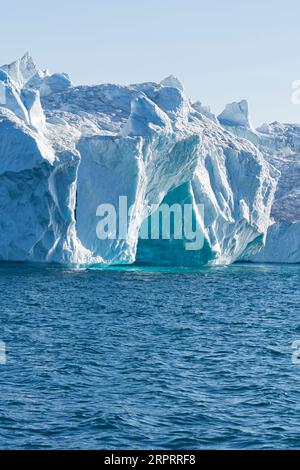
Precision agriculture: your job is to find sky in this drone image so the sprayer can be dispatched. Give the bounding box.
[1,0,300,126]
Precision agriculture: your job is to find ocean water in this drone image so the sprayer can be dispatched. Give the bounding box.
[0,262,300,450]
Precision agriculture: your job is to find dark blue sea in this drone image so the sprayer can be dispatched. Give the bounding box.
[0,262,300,450]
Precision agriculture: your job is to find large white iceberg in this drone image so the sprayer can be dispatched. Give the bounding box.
[0,54,277,266]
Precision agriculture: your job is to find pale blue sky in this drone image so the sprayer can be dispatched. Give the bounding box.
[1,0,300,125]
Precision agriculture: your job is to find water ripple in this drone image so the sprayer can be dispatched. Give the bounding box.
[0,262,300,449]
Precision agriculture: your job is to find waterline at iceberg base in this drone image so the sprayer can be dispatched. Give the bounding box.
[1,53,300,266]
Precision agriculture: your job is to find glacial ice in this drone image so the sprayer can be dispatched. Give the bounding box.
[219,101,300,263]
[218,99,254,130]
[0,54,279,265]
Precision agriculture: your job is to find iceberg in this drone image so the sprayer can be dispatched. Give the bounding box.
[0,54,278,266]
[219,101,300,263]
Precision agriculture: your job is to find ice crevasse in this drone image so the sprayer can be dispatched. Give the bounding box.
[0,54,279,266]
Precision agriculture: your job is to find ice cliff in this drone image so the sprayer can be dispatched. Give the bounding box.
[219,101,300,263]
[0,54,278,266]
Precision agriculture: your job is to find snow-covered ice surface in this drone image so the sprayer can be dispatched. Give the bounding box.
[0,54,279,266]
